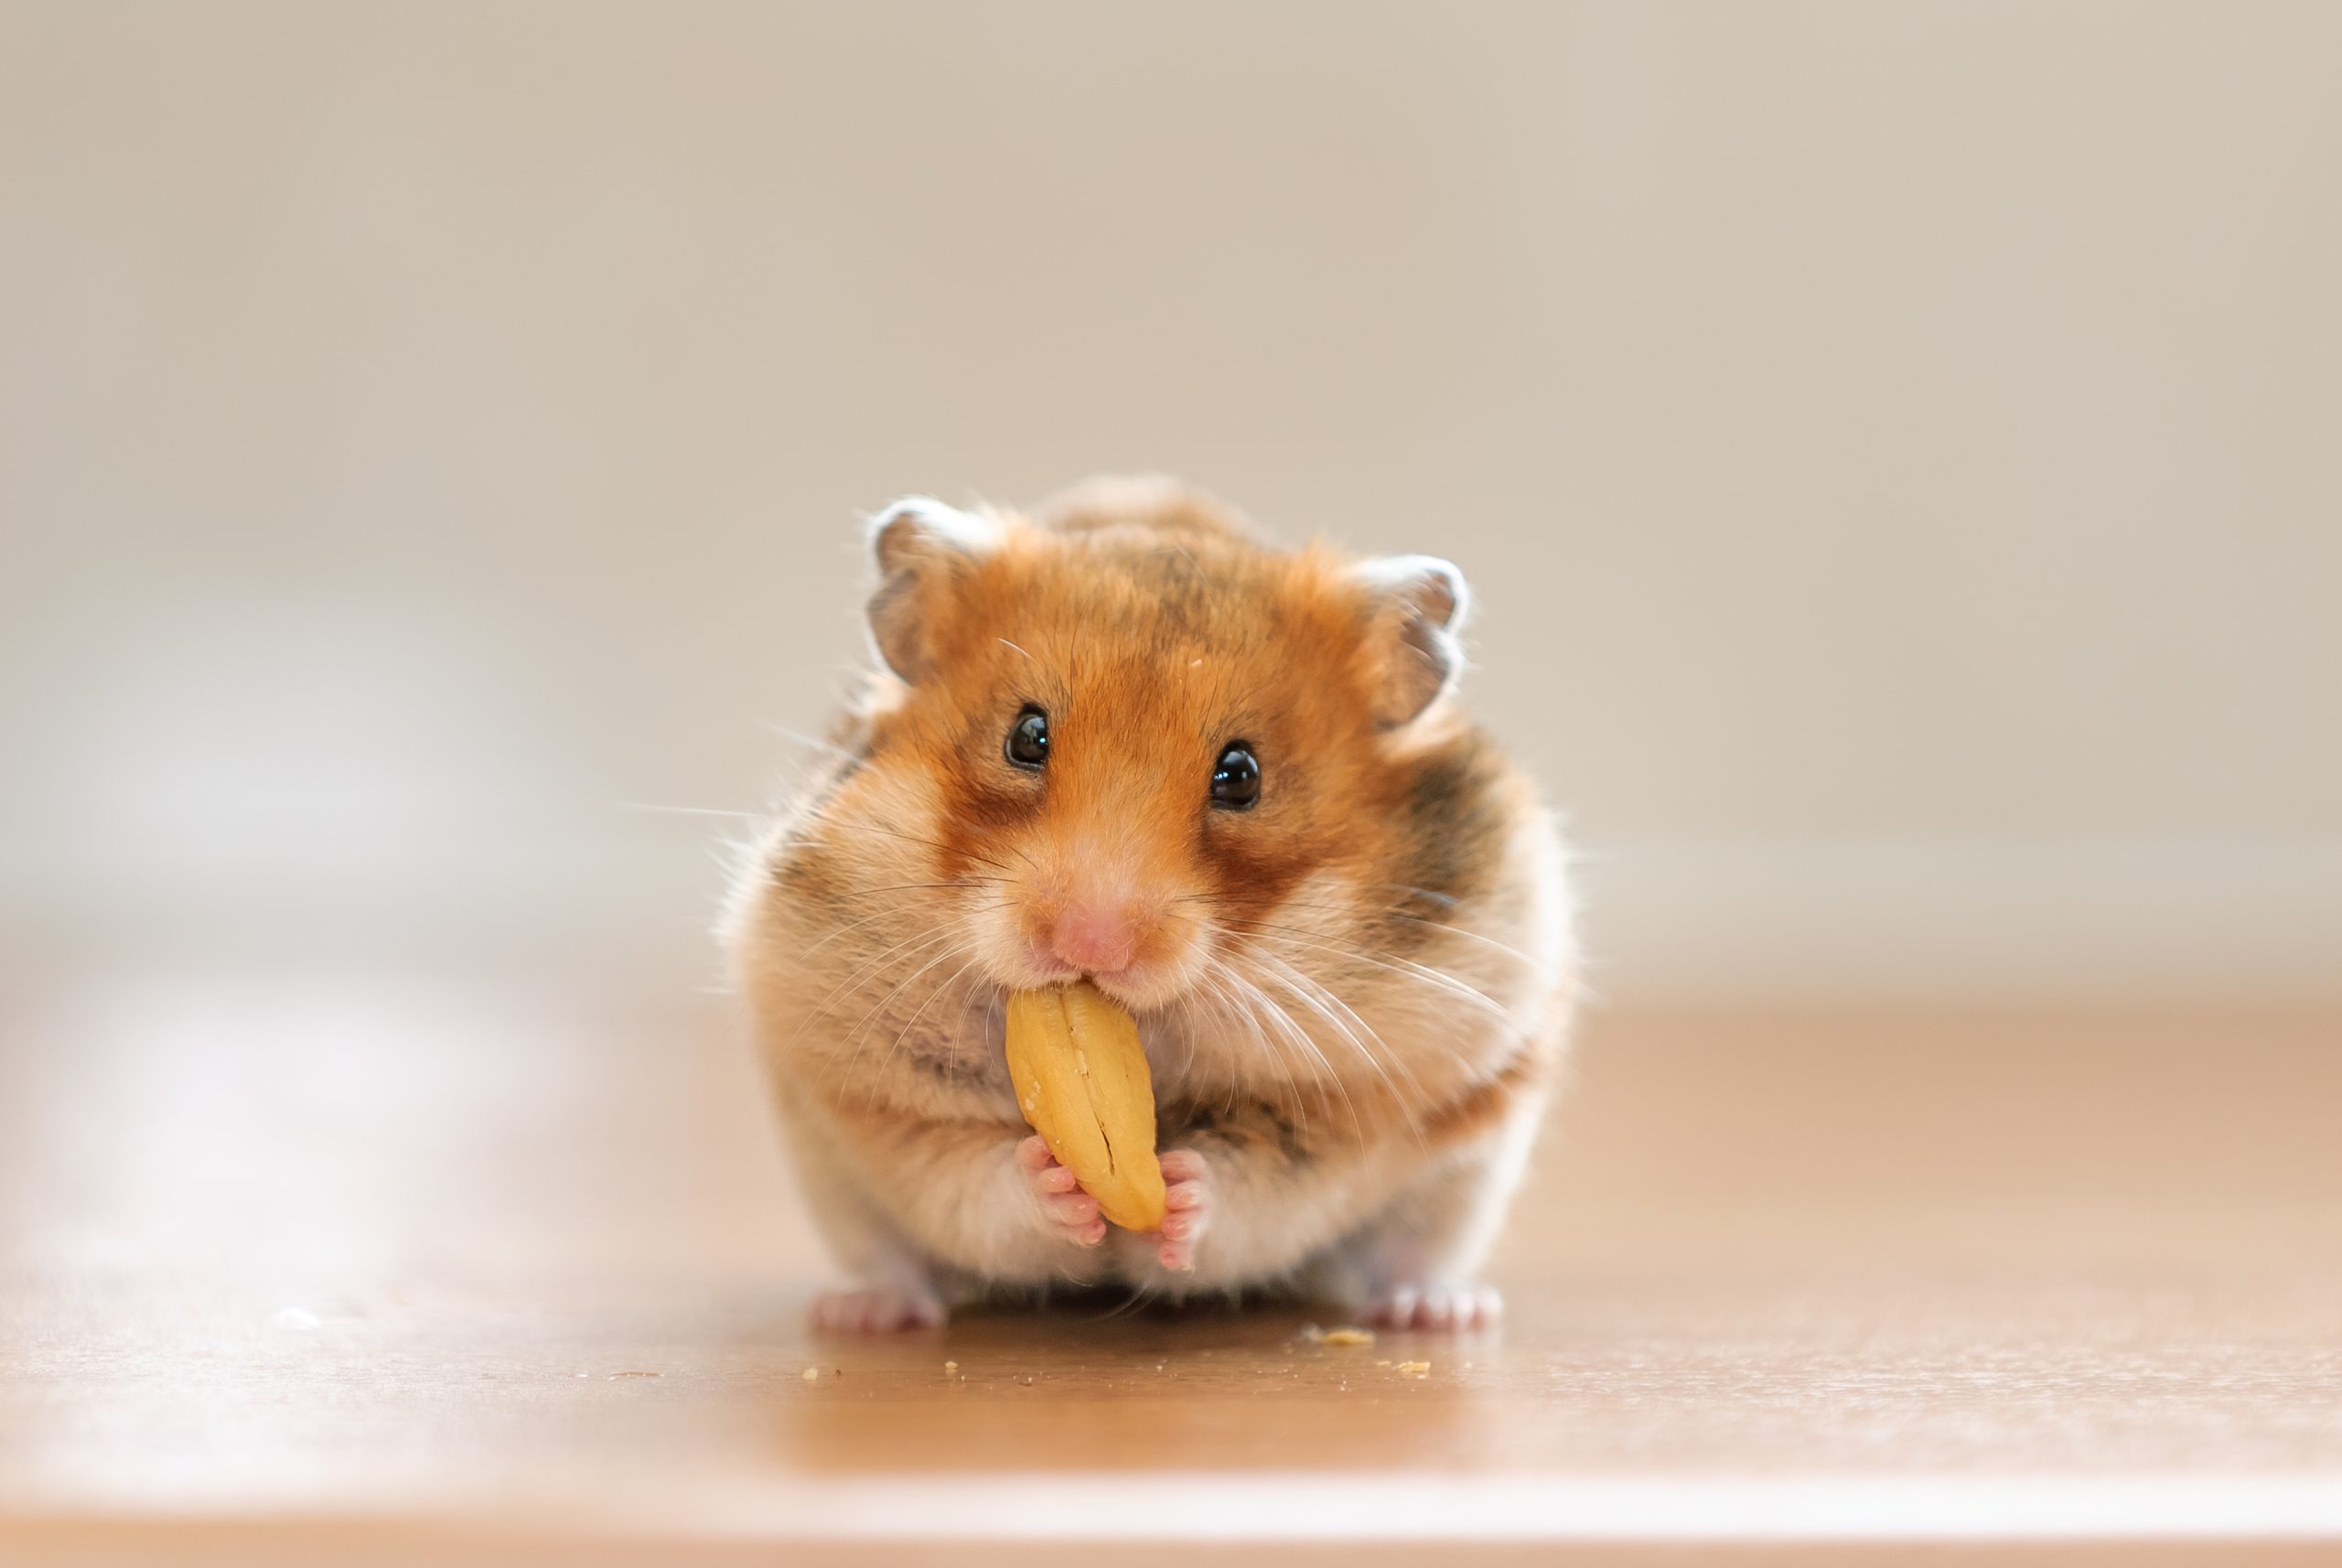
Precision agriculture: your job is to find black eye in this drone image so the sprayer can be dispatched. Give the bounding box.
[1210,743,1261,810]
[1004,706,1050,769]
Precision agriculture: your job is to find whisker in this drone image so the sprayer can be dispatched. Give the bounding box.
[1189,963,1251,1120]
[760,722,862,763]
[1210,962,1321,1144]
[784,885,1004,968]
[1230,958,1369,1148]
[800,814,1015,873]
[795,921,972,1052]
[873,949,991,1101]
[1080,1278,1157,1324]
[1186,891,1549,976]
[831,925,983,1103]
[616,801,762,821]
[1216,918,1514,1021]
[1245,950,1424,1148]
[1354,882,1460,908]
[800,811,1037,878]
[1255,900,1551,975]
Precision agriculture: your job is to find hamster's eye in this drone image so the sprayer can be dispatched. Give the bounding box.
[1210,743,1261,811]
[1004,706,1050,769]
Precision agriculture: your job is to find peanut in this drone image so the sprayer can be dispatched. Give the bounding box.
[1004,983,1166,1232]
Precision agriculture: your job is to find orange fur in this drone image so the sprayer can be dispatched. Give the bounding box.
[725,478,1576,1319]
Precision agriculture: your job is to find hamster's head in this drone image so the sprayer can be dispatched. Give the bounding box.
[797,487,1480,1017]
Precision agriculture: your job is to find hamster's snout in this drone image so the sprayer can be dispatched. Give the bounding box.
[991,846,1200,1010]
[1047,900,1142,975]
[1020,882,1172,986]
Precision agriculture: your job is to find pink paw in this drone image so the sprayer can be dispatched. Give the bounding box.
[809,1286,944,1333]
[1150,1148,1210,1273]
[1016,1135,1106,1249]
[1359,1282,1502,1332]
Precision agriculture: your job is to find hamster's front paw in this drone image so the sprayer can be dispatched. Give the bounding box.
[1359,1281,1502,1332]
[810,1286,945,1333]
[1149,1148,1211,1272]
[1016,1133,1106,1248]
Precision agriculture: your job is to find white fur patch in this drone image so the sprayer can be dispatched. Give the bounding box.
[1350,553,1471,635]
[866,497,1000,575]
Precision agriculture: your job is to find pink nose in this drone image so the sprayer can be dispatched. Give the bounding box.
[1049,903,1140,974]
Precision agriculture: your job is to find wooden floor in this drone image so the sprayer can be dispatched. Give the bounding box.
[2,970,2338,1563]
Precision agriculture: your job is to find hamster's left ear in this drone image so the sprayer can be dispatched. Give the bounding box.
[1351,554,1472,728]
[864,497,998,682]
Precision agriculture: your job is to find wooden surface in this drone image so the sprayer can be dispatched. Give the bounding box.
[3,971,2339,1563]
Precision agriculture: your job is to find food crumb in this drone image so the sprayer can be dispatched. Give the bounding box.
[1396,1359,1431,1376]
[1319,1326,1375,1347]
[800,1366,820,1381]
[944,1360,959,1373]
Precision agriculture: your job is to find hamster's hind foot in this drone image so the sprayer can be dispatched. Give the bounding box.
[1358,1281,1503,1333]
[809,1286,945,1333]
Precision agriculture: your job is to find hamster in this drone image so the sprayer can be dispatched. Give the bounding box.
[723,476,1577,1332]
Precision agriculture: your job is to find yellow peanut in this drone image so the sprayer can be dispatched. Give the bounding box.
[1004,983,1166,1232]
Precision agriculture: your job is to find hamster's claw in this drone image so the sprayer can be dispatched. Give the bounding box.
[1151,1148,1211,1272]
[809,1286,945,1333]
[1358,1281,1503,1333]
[1017,1134,1107,1248]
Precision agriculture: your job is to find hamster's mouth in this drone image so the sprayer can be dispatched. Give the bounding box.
[1079,967,1151,1011]
[991,918,1204,1015]
[998,961,1180,1016]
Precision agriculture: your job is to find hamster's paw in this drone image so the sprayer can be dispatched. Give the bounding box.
[809,1286,945,1333]
[1016,1133,1106,1248]
[1150,1148,1211,1273]
[1359,1281,1502,1332]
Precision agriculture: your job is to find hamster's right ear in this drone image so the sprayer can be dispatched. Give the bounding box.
[865,497,999,682]
[1351,553,1472,728]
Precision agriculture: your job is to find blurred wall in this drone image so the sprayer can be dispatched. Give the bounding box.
[4,1,2338,1003]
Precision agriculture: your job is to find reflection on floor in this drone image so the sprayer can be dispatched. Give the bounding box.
[3,972,2338,1562]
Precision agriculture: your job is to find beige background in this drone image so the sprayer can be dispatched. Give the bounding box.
[5,12,2342,1553]
[5,1,2338,1003]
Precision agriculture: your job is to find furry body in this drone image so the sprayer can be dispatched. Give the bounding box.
[724,478,1575,1328]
